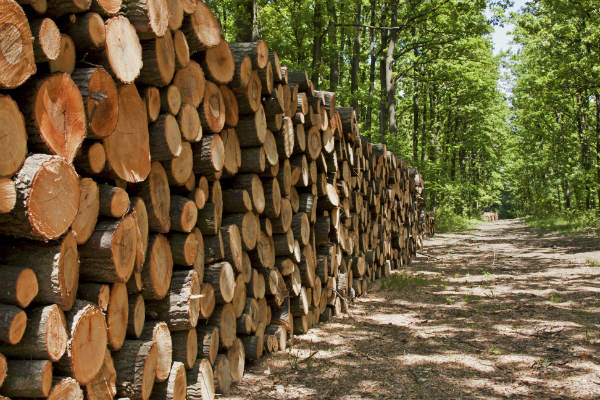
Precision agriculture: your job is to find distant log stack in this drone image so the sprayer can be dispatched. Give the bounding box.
[0,0,430,398]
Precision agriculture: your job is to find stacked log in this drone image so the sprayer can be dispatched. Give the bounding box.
[0,1,431,398]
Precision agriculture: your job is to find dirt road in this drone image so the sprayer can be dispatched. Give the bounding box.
[224,219,600,399]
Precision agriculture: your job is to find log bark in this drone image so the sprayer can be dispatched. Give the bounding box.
[170,195,197,233]
[201,39,234,84]
[181,2,221,53]
[140,321,172,383]
[237,104,267,147]
[139,32,175,87]
[197,326,219,365]
[141,234,173,300]
[125,0,169,39]
[185,359,214,400]
[173,60,205,108]
[149,113,183,161]
[169,231,199,266]
[113,340,158,400]
[129,162,171,233]
[229,41,268,70]
[0,304,26,345]
[66,12,105,51]
[150,361,186,400]
[193,134,224,181]
[207,303,236,349]
[0,359,52,397]
[171,329,197,370]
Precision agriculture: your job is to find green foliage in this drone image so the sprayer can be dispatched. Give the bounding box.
[523,210,600,233]
[434,206,480,233]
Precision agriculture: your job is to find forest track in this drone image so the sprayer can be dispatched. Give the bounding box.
[224,219,600,399]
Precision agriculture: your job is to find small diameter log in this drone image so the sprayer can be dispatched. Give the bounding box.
[0,0,36,89]
[170,195,198,233]
[146,270,200,331]
[130,162,171,233]
[98,183,130,218]
[181,2,221,53]
[85,348,117,400]
[78,283,110,311]
[0,94,27,176]
[161,84,181,115]
[171,329,197,370]
[48,377,84,400]
[141,234,174,300]
[229,41,269,70]
[249,231,275,269]
[103,84,151,182]
[173,61,205,108]
[0,304,26,345]
[165,142,193,187]
[192,228,205,277]
[221,86,239,128]
[247,268,265,300]
[201,39,234,84]
[213,354,231,395]
[73,142,106,176]
[198,283,216,320]
[199,81,226,134]
[132,196,150,270]
[241,334,263,361]
[145,86,161,122]
[204,261,236,304]
[140,322,172,383]
[222,189,252,213]
[139,32,176,87]
[262,178,281,218]
[221,224,243,272]
[0,178,15,214]
[239,146,265,173]
[0,265,35,308]
[234,70,261,114]
[0,359,52,398]
[221,128,241,176]
[227,338,245,383]
[236,104,267,147]
[0,232,79,310]
[72,67,119,139]
[178,104,202,142]
[317,183,340,211]
[232,274,247,318]
[65,12,105,52]
[186,359,214,400]
[169,231,199,266]
[273,230,294,256]
[173,30,190,68]
[149,114,183,161]
[272,197,292,234]
[262,268,287,307]
[265,324,286,351]
[290,287,309,316]
[71,178,100,245]
[128,293,145,338]
[61,301,108,385]
[106,283,129,350]
[197,326,219,365]
[207,303,236,349]
[103,16,143,84]
[125,0,169,39]
[150,361,187,400]
[30,17,60,62]
[230,53,252,89]
[193,134,224,181]
[263,130,279,168]
[258,61,274,95]
[231,174,265,214]
[79,215,137,283]
[113,340,158,400]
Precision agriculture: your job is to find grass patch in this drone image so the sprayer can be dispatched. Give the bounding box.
[548,294,562,303]
[524,211,600,233]
[382,273,445,292]
[435,207,481,233]
[586,259,600,267]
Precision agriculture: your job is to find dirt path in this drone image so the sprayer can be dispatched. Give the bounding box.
[223,219,600,399]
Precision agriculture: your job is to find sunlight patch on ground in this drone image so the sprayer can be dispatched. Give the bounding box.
[397,354,496,373]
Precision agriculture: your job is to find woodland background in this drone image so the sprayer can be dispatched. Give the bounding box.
[207,0,600,229]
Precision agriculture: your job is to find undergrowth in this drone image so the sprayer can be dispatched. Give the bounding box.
[524,210,600,233]
[434,206,481,233]
[382,273,446,292]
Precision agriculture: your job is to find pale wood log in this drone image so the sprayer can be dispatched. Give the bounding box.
[178,104,202,142]
[149,113,183,161]
[213,354,231,395]
[145,86,161,122]
[139,32,175,87]
[173,60,205,108]
[181,2,221,53]
[141,234,173,300]
[171,329,196,370]
[129,162,171,233]
[128,293,145,338]
[126,0,169,39]
[104,16,143,84]
[150,361,186,400]
[229,41,268,70]
[85,348,117,400]
[226,338,244,383]
[48,376,84,400]
[185,359,214,400]
[173,29,190,68]
[192,134,224,181]
[206,303,236,349]
[197,326,218,365]
[236,104,267,147]
[0,0,36,88]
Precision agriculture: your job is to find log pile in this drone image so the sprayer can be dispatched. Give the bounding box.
[0,0,430,398]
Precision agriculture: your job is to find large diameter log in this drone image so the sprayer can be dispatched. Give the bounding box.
[0,0,36,88]
[140,322,172,383]
[199,81,226,134]
[0,304,26,344]
[173,60,205,108]
[204,261,236,304]
[126,0,168,39]
[186,359,214,400]
[229,41,268,70]
[0,359,52,398]
[79,215,137,283]
[130,162,171,233]
[150,361,186,400]
[0,152,79,236]
[170,195,197,233]
[141,234,173,300]
[146,270,200,331]
[86,348,117,400]
[71,67,118,139]
[181,2,221,53]
[0,95,27,177]
[61,301,108,385]
[249,230,275,269]
[213,354,231,395]
[0,304,67,361]
[0,266,37,308]
[0,231,79,310]
[171,329,196,370]
[201,39,234,84]
[231,174,265,214]
[139,32,176,87]
[192,133,224,181]
[71,178,100,245]
[226,338,244,383]
[114,340,158,400]
[103,84,151,182]
[103,16,143,83]
[48,376,84,400]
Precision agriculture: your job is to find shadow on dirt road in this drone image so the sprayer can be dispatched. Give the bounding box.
[223,219,600,399]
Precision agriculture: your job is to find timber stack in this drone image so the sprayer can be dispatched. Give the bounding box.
[0,0,429,398]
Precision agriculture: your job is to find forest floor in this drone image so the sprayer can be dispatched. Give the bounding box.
[223,219,600,399]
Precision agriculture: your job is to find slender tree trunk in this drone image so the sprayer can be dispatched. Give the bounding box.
[596,93,600,212]
[386,0,398,141]
[350,1,362,111]
[411,26,419,163]
[311,2,323,88]
[366,0,376,135]
[421,83,428,163]
[327,0,338,92]
[237,0,259,41]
